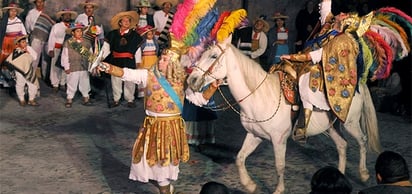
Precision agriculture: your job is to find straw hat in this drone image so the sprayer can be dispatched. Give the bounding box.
[56,8,78,20]
[2,2,24,14]
[155,0,178,7]
[79,0,99,9]
[14,34,29,44]
[65,22,87,34]
[272,12,289,20]
[136,0,152,8]
[110,11,139,30]
[254,15,270,33]
[136,25,156,36]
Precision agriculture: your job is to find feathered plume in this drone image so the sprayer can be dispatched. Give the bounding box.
[363,30,393,80]
[188,8,219,46]
[370,24,408,60]
[183,0,217,42]
[170,0,196,41]
[377,7,412,36]
[210,11,231,39]
[359,37,373,84]
[216,9,247,43]
[374,15,410,52]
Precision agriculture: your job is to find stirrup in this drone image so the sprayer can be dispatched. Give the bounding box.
[292,128,307,144]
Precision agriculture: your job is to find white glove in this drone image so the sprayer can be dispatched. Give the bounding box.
[185,88,209,107]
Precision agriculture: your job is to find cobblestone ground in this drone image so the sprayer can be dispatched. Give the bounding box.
[0,81,411,194]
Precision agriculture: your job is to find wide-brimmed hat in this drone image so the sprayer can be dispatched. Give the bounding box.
[2,2,24,14]
[65,22,87,34]
[155,0,178,7]
[110,11,139,30]
[56,8,78,20]
[254,15,270,33]
[272,12,289,20]
[79,0,99,9]
[14,34,29,44]
[137,25,156,36]
[136,0,152,8]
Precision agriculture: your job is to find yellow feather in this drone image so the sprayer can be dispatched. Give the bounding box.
[217,9,247,43]
[184,0,217,35]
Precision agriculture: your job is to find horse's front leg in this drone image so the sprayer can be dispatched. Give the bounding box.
[272,137,287,194]
[236,133,262,193]
[328,127,348,174]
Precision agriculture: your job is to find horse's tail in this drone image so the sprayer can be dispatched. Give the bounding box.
[360,83,382,154]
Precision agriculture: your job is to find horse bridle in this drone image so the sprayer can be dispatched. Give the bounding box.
[194,44,226,81]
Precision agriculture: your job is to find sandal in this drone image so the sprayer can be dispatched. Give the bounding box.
[65,100,72,108]
[82,97,93,106]
[27,100,40,106]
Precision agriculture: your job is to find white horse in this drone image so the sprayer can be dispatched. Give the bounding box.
[186,37,381,194]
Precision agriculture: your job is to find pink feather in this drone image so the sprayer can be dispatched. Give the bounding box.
[170,0,196,40]
[378,7,412,24]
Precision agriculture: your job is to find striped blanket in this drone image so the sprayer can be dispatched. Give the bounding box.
[31,13,55,41]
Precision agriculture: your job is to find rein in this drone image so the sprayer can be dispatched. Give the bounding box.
[195,44,282,122]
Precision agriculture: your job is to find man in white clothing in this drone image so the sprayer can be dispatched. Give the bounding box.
[25,0,55,83]
[47,9,77,94]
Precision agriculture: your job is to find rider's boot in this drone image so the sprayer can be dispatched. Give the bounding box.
[293,108,312,144]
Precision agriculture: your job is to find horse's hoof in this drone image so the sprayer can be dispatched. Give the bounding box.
[360,173,370,182]
[244,182,257,193]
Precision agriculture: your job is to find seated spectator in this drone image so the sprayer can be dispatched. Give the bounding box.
[310,166,352,194]
[359,150,412,194]
[199,181,229,194]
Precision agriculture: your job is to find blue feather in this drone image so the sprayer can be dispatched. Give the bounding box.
[194,8,219,45]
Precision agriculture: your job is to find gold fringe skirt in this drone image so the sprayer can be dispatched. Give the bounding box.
[132,115,190,167]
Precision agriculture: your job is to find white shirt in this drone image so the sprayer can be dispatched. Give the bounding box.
[6,17,27,34]
[47,22,68,52]
[250,31,268,59]
[25,9,41,34]
[153,10,169,36]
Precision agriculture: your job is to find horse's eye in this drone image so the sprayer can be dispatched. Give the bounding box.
[211,54,218,59]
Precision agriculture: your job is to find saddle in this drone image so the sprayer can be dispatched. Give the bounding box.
[269,60,299,106]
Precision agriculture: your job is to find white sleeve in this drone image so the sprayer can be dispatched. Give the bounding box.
[122,68,148,86]
[61,47,70,70]
[185,88,209,107]
[309,48,323,64]
[27,46,38,61]
[47,25,56,52]
[135,47,142,63]
[101,41,111,59]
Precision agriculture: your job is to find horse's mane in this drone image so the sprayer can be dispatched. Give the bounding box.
[227,44,272,90]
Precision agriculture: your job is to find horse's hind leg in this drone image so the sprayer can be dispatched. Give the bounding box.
[344,122,370,182]
[329,127,348,174]
[236,133,262,193]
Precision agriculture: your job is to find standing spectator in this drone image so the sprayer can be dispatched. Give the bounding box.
[0,2,27,88]
[61,23,93,108]
[266,12,289,66]
[310,166,352,194]
[135,25,158,98]
[359,151,412,194]
[153,0,178,50]
[75,0,104,44]
[25,0,55,83]
[101,11,143,108]
[4,34,39,106]
[135,0,155,28]
[47,9,77,94]
[231,15,269,65]
[75,0,105,100]
[295,0,320,52]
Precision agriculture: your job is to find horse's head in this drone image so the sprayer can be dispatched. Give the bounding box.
[187,38,231,92]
